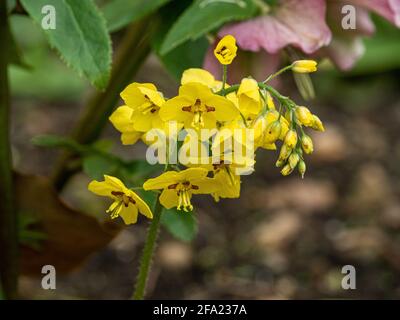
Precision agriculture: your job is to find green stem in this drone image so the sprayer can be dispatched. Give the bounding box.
[133,195,163,300]
[0,0,18,300]
[263,64,292,83]
[51,19,154,191]
[222,65,227,91]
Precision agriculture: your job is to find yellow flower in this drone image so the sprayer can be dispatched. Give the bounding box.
[301,134,314,154]
[88,175,153,225]
[143,168,218,212]
[159,83,238,130]
[292,60,317,73]
[109,106,142,145]
[284,129,298,148]
[295,106,314,126]
[212,167,241,201]
[237,78,262,119]
[214,35,237,65]
[110,82,166,144]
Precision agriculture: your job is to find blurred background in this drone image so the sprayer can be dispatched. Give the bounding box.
[6,3,400,299]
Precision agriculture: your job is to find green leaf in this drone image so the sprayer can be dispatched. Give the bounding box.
[20,0,112,89]
[8,28,29,68]
[83,155,118,180]
[32,134,84,152]
[160,0,256,55]
[101,0,171,32]
[161,208,198,242]
[152,2,209,80]
[7,0,16,13]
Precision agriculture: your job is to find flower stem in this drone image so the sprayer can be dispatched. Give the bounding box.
[263,64,292,83]
[0,0,19,299]
[132,195,163,300]
[222,65,227,91]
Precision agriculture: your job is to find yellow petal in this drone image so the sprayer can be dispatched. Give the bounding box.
[88,180,114,197]
[179,82,213,100]
[159,96,194,122]
[181,68,216,88]
[118,203,139,225]
[120,82,157,107]
[159,189,179,209]
[121,131,142,145]
[206,95,239,122]
[109,106,134,132]
[132,112,157,132]
[129,191,153,219]
[178,167,209,182]
[191,177,219,194]
[143,171,180,190]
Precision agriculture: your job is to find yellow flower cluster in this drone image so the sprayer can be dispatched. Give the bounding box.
[88,35,324,224]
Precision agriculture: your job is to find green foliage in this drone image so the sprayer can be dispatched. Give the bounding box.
[351,16,400,74]
[139,189,198,242]
[161,208,198,242]
[160,0,257,55]
[32,134,161,183]
[101,0,172,32]
[19,213,47,251]
[20,0,112,90]
[83,155,117,180]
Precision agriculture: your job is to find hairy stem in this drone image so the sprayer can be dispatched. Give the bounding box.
[51,19,154,191]
[132,196,163,300]
[0,0,19,300]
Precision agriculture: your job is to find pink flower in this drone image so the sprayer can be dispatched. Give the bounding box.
[219,0,332,55]
[203,0,400,77]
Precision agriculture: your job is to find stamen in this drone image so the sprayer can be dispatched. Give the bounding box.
[206,106,215,112]
[168,183,178,189]
[182,106,192,112]
[111,191,124,196]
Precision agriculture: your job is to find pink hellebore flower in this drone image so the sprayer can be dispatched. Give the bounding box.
[204,0,400,78]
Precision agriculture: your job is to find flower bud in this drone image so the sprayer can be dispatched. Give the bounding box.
[295,106,313,126]
[284,129,298,148]
[292,60,317,73]
[288,152,300,169]
[301,134,314,154]
[275,158,285,167]
[298,160,306,178]
[311,114,325,132]
[278,144,291,161]
[264,120,282,143]
[281,164,293,176]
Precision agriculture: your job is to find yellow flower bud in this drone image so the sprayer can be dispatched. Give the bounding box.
[295,106,313,126]
[311,114,325,132]
[292,60,317,73]
[264,120,282,143]
[298,160,306,178]
[284,129,298,148]
[214,35,237,65]
[275,158,285,168]
[301,134,314,154]
[288,152,300,169]
[278,144,291,161]
[281,164,293,176]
